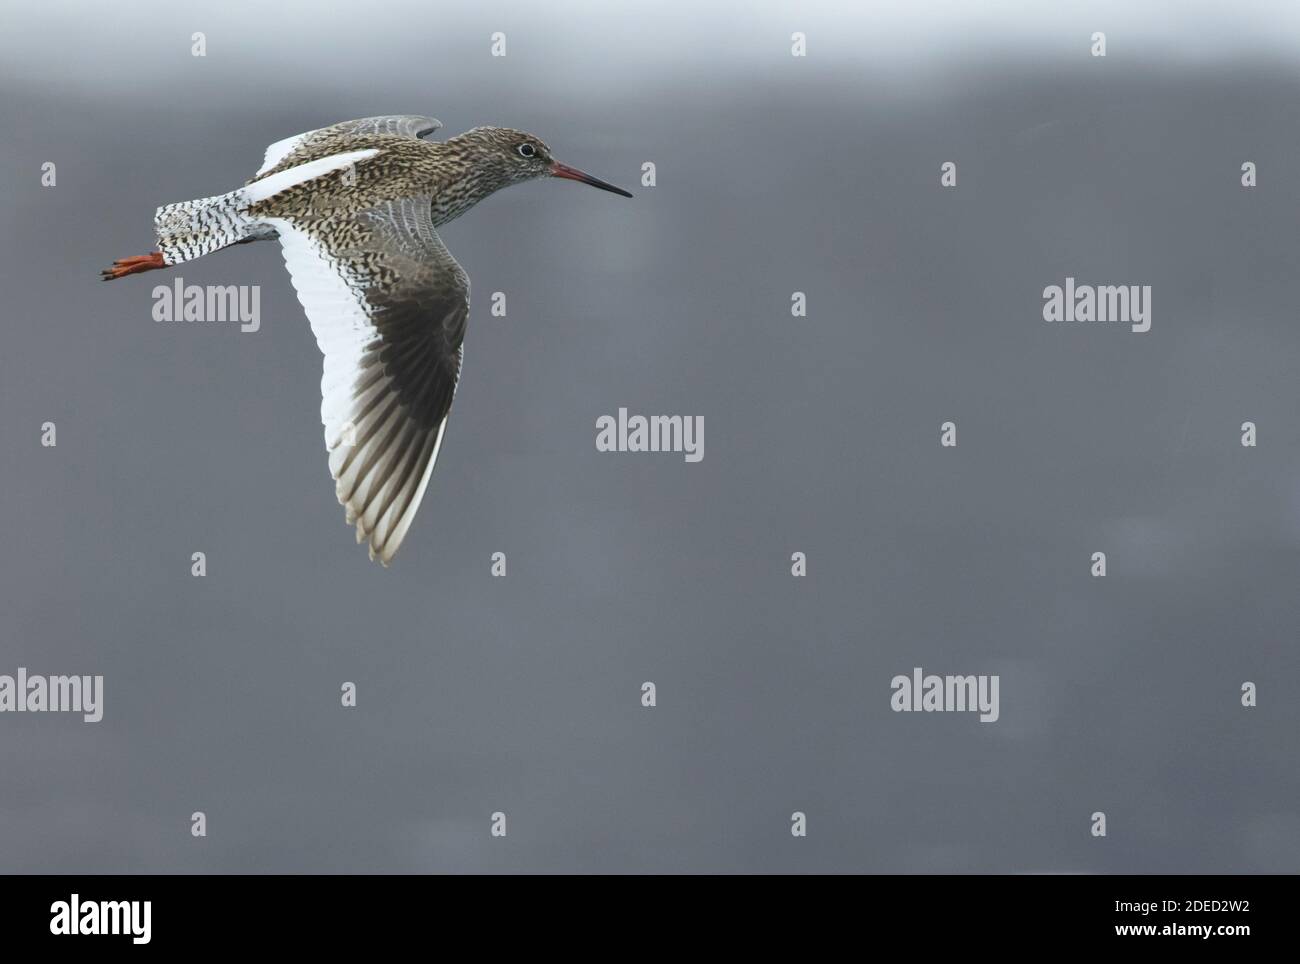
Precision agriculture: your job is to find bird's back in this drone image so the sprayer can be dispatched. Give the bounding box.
[246,133,445,220]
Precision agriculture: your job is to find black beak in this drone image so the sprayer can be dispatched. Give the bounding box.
[550,161,633,198]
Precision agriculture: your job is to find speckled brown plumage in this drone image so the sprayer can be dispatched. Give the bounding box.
[250,125,550,224]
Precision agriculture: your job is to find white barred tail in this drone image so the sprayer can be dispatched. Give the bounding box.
[153,189,256,266]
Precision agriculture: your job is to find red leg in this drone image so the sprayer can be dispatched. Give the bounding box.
[101,251,166,281]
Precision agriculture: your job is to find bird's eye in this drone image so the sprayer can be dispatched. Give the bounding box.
[517,143,537,158]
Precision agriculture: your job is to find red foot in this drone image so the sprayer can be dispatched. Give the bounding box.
[101,251,165,281]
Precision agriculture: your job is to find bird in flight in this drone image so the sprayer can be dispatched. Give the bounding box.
[103,115,632,565]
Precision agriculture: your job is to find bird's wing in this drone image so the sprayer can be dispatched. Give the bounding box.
[262,197,468,565]
[254,115,443,178]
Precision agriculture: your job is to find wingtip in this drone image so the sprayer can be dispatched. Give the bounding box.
[367,540,394,568]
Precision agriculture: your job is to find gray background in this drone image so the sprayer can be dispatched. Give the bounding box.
[2,0,1298,872]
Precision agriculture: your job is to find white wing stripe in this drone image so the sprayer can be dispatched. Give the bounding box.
[246,149,380,203]
[255,131,312,176]
[254,116,442,177]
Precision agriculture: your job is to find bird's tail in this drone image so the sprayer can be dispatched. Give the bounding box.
[153,189,257,265]
[102,188,256,281]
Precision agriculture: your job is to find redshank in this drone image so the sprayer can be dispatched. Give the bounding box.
[102,115,632,565]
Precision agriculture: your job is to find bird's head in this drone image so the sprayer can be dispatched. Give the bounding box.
[456,126,633,198]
